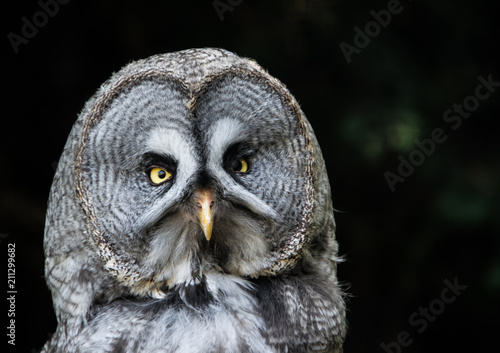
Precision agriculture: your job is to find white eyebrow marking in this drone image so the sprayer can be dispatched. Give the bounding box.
[133,128,199,228]
[206,118,279,220]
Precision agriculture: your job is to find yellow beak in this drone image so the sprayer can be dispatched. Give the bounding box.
[194,189,215,241]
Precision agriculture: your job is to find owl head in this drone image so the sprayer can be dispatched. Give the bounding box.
[45,48,339,324]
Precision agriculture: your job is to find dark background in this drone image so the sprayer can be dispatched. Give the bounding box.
[1,0,499,352]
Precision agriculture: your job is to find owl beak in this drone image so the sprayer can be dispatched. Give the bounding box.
[194,189,215,241]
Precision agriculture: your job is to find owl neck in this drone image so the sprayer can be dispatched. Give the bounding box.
[163,252,218,309]
[177,275,214,309]
[164,269,256,311]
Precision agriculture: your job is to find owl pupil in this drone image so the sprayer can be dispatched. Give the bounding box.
[233,160,242,171]
[157,170,167,179]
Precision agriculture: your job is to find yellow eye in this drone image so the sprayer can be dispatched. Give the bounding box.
[148,167,172,185]
[232,157,249,173]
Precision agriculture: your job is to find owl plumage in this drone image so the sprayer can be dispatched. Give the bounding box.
[42,48,346,353]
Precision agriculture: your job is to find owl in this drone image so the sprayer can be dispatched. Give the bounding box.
[42,48,346,353]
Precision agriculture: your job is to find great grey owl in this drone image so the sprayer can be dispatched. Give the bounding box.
[43,48,346,353]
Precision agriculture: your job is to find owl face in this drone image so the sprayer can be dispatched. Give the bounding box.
[44,50,345,352]
[77,68,315,295]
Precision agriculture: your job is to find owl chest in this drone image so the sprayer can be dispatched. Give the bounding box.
[73,294,274,353]
[68,285,338,353]
[59,272,341,353]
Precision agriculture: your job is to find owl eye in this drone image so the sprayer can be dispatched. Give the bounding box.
[230,157,249,173]
[147,166,173,185]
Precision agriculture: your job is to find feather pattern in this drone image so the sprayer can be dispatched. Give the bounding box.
[43,48,346,353]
